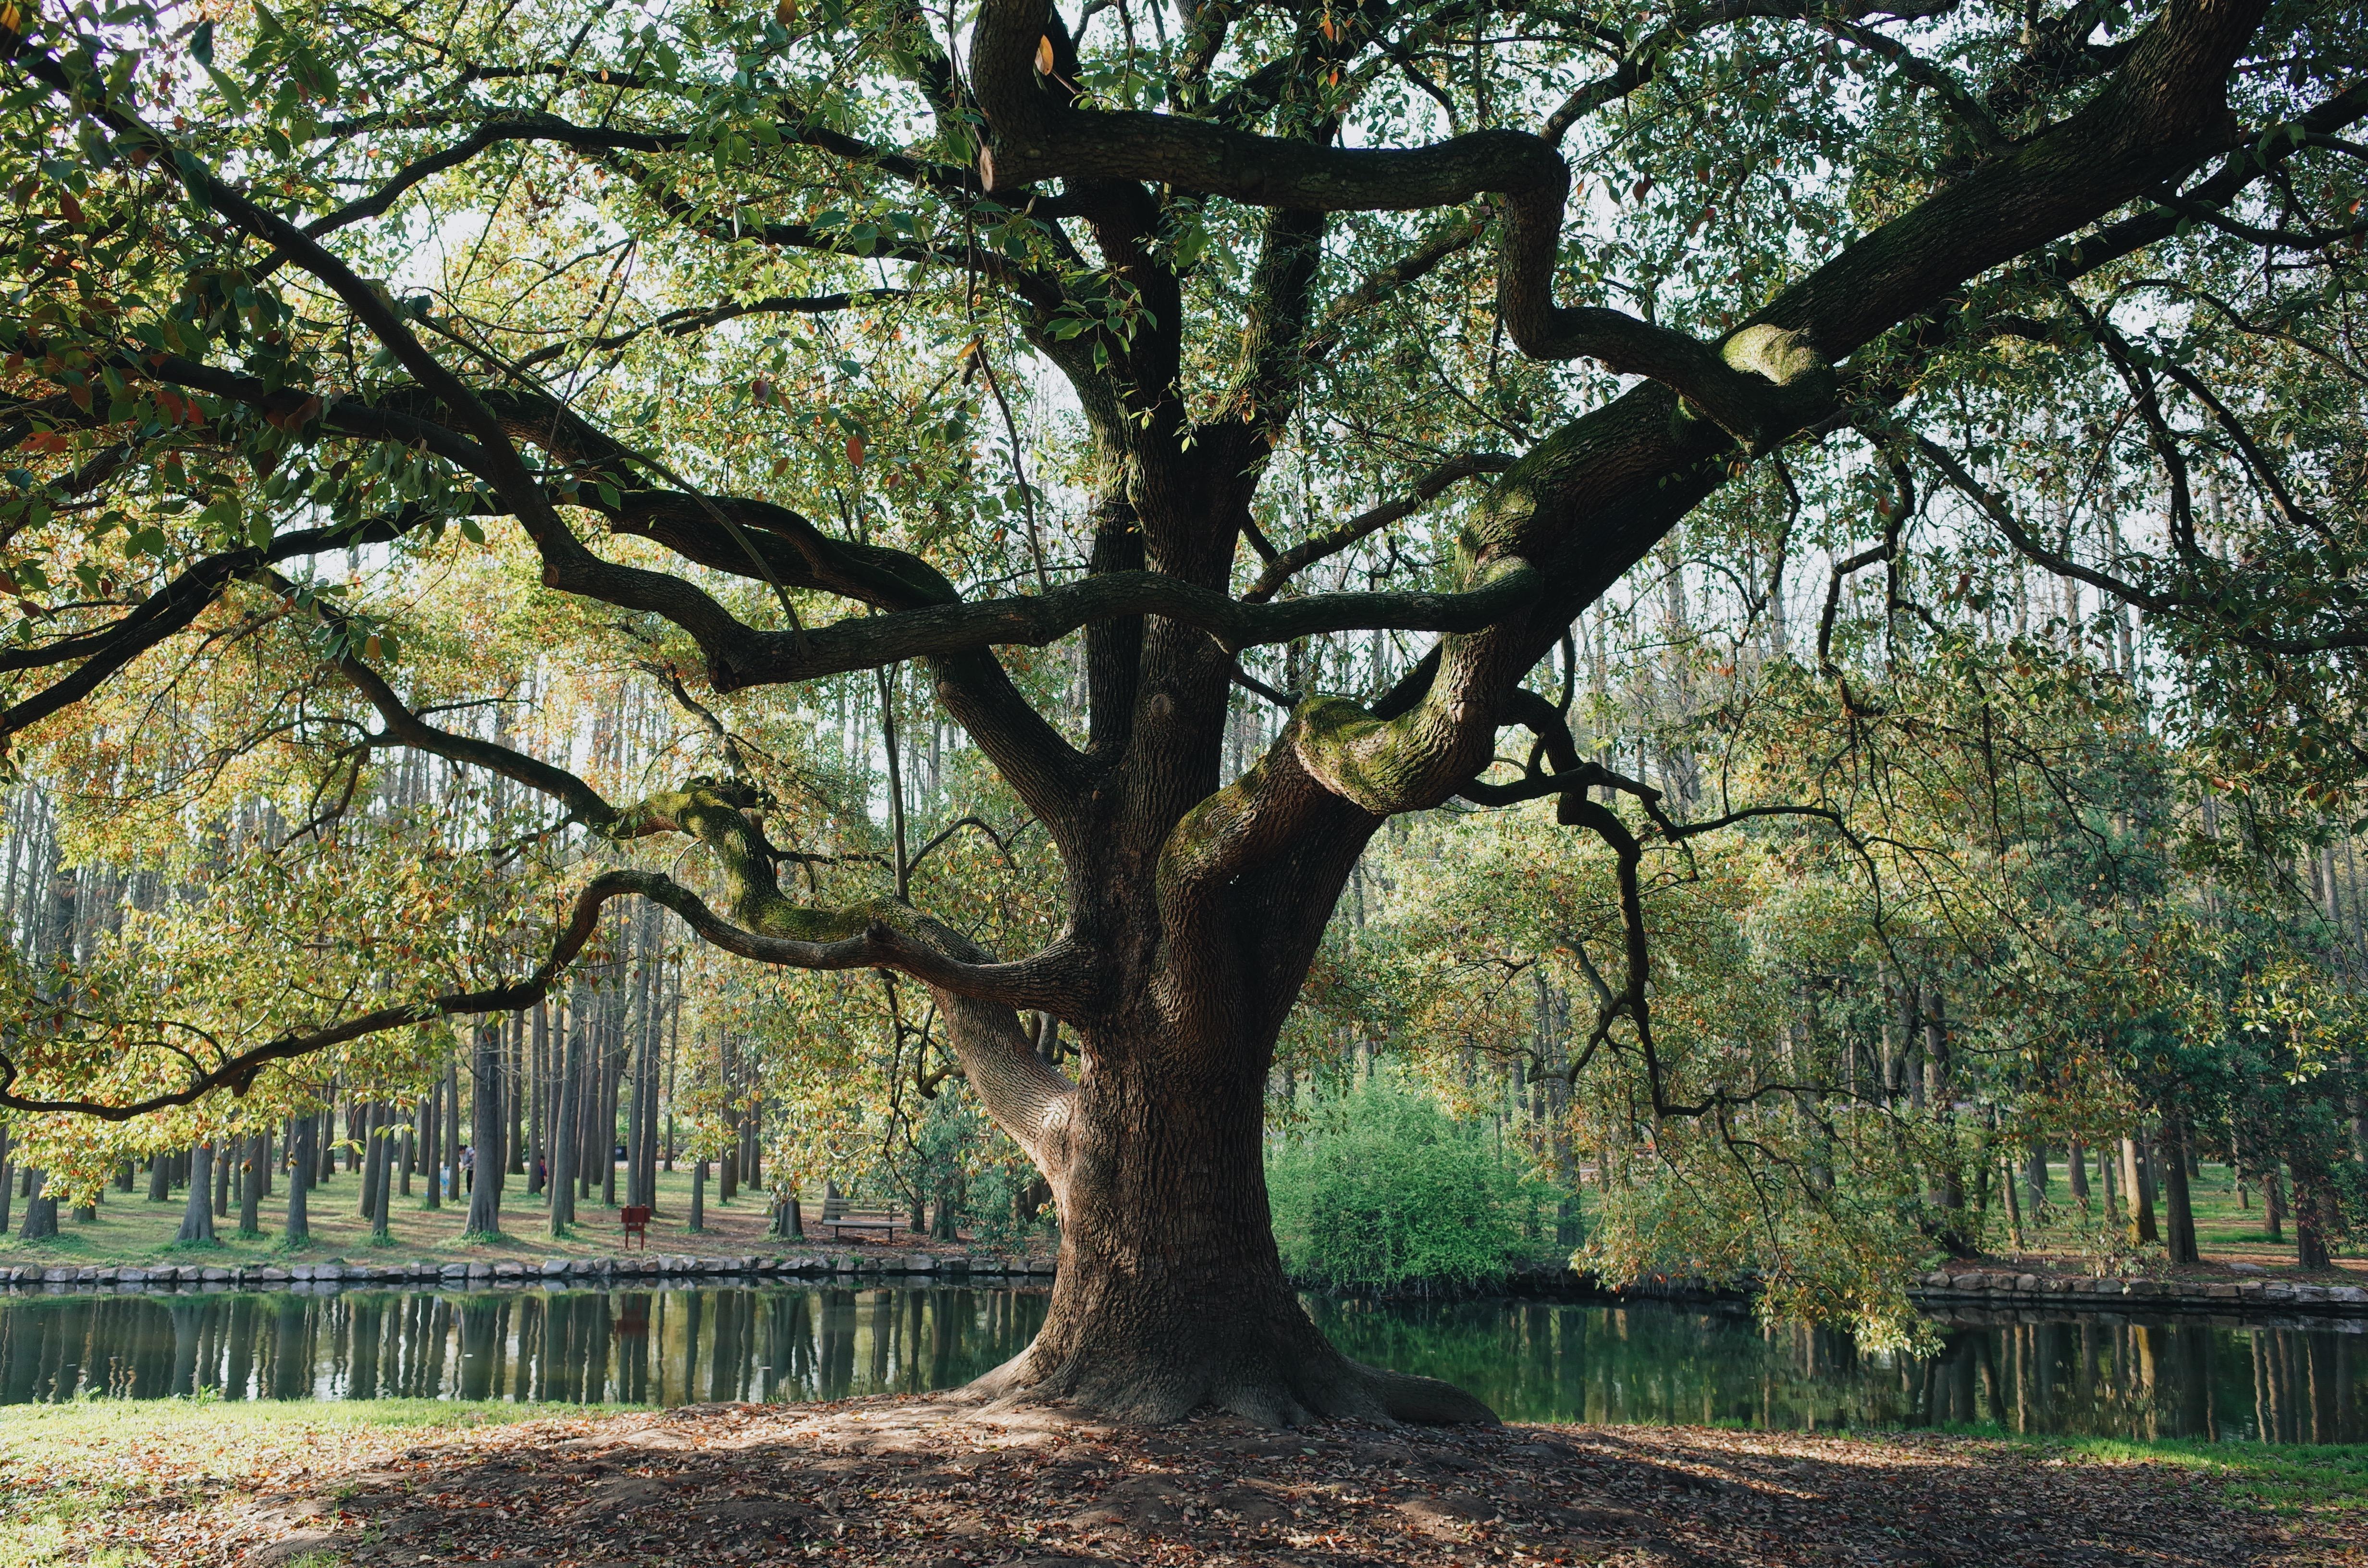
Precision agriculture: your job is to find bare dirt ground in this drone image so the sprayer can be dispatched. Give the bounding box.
[167,1396,2360,1568]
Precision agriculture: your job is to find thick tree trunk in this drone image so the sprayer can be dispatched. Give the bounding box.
[962,1032,1492,1427]
[176,1144,216,1243]
[370,1115,396,1243]
[2161,1115,2199,1264]
[2121,1135,2158,1244]
[358,1102,384,1220]
[2292,1150,2337,1271]
[18,1168,55,1240]
[467,1024,506,1236]
[285,1115,314,1244]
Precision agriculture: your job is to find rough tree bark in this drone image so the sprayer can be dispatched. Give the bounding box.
[2121,1135,2160,1245]
[284,1114,314,1245]
[237,1129,266,1238]
[466,1024,506,1237]
[2161,1115,2199,1264]
[18,1167,55,1240]
[175,1143,215,1244]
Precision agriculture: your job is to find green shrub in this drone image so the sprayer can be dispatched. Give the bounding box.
[1266,1074,1556,1293]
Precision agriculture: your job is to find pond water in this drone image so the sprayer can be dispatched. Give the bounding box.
[2,1284,2361,1444]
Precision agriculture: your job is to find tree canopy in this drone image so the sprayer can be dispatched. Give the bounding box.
[0,0,2363,1412]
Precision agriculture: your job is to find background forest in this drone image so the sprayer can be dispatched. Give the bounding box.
[0,0,2362,1357]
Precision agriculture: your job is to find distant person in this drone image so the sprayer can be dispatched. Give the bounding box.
[460,1145,474,1194]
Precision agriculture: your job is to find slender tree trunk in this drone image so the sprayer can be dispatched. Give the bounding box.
[2067,1139,2090,1211]
[237,1129,267,1237]
[507,1011,528,1176]
[466,1024,506,1236]
[420,1082,441,1211]
[285,1115,314,1245]
[147,1146,171,1202]
[600,1019,622,1209]
[2000,1150,2023,1249]
[2266,1169,2286,1240]
[527,1002,548,1194]
[688,1158,705,1233]
[176,1145,216,1244]
[443,1060,462,1207]
[2161,1115,2199,1264]
[548,1010,580,1234]
[212,1131,232,1218]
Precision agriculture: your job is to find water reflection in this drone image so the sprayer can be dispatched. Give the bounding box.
[0,1286,1047,1408]
[3,1285,2363,1443]
[1308,1296,2368,1442]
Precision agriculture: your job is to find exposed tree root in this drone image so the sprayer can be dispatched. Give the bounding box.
[960,1333,1498,1428]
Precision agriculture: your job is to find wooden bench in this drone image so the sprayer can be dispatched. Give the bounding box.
[822,1212,902,1242]
[620,1204,652,1249]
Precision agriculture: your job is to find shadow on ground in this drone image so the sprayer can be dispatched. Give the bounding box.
[213,1395,2341,1568]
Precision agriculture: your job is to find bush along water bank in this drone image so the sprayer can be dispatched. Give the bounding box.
[1267,1073,1574,1296]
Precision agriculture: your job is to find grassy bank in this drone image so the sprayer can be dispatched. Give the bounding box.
[7,1158,2356,1282]
[0,1167,1027,1273]
[1918,1425,2368,1515]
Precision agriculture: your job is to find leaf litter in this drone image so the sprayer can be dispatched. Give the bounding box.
[19,1394,2361,1568]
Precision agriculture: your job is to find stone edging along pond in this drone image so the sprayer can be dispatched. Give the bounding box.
[0,1249,1053,1293]
[1905,1266,2368,1315]
[1477,1264,2368,1323]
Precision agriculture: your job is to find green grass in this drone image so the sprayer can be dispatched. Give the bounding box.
[0,1165,802,1270]
[2010,1161,2363,1272]
[1914,1421,2368,1514]
[0,1396,626,1568]
[2038,1433,2368,1514]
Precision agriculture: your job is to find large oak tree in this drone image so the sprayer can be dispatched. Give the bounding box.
[0,0,2356,1422]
